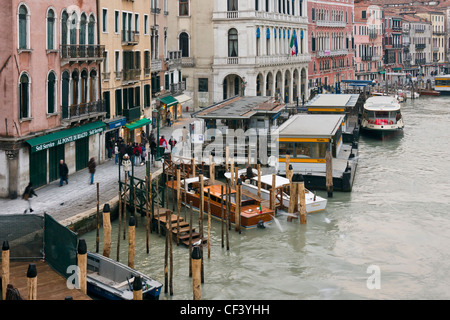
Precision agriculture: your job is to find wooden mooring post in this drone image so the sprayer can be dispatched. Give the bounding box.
[326,150,333,198]
[2,240,10,300]
[207,189,212,259]
[133,275,143,300]
[77,239,87,295]
[128,216,136,269]
[102,203,111,258]
[26,263,37,300]
[96,182,100,253]
[297,175,307,224]
[192,246,202,300]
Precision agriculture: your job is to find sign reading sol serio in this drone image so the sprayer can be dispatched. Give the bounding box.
[29,125,105,153]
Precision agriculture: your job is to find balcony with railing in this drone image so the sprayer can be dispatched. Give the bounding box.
[212,10,308,24]
[316,20,347,28]
[170,81,186,95]
[415,58,426,65]
[316,49,349,58]
[60,45,105,64]
[433,46,440,52]
[122,30,140,46]
[122,69,141,84]
[181,57,195,67]
[62,100,106,122]
[415,43,426,50]
[361,55,372,61]
[167,50,182,69]
[123,106,141,122]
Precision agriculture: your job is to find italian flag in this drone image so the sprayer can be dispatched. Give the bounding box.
[290,35,297,56]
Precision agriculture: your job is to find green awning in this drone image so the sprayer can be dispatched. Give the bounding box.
[392,67,402,71]
[26,121,106,153]
[124,118,152,131]
[157,95,178,108]
[378,70,385,74]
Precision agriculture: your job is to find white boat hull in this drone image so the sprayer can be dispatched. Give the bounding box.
[241,182,327,214]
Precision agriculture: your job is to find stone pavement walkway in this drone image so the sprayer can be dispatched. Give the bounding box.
[0,111,197,225]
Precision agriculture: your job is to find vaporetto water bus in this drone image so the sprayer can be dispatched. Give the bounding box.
[434,74,450,95]
[361,96,404,139]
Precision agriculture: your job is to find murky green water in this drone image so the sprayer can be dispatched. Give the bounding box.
[82,96,450,300]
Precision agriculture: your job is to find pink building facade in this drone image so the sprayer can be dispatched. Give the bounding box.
[0,1,105,198]
[308,0,355,93]
[354,0,384,82]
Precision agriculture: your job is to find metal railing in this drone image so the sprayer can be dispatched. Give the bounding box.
[122,69,141,82]
[170,81,186,95]
[60,44,105,61]
[62,100,105,120]
[122,30,140,45]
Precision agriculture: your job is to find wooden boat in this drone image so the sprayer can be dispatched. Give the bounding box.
[86,252,162,300]
[419,89,440,96]
[169,176,274,229]
[360,96,404,139]
[225,169,327,214]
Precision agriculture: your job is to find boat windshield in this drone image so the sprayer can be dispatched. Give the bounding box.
[365,110,400,124]
[221,193,256,206]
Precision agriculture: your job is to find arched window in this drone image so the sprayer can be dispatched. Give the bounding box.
[19,73,30,119]
[89,69,97,102]
[18,4,29,49]
[80,14,87,45]
[47,9,55,50]
[70,12,77,45]
[228,28,238,57]
[88,15,95,45]
[47,72,56,114]
[228,0,238,11]
[81,70,88,104]
[61,11,68,45]
[61,71,70,118]
[179,32,189,57]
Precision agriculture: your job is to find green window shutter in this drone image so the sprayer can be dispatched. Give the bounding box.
[135,86,140,106]
[165,74,169,90]
[47,73,56,114]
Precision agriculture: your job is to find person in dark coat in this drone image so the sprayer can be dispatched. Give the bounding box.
[150,138,157,164]
[88,157,96,185]
[59,160,69,186]
[23,182,37,213]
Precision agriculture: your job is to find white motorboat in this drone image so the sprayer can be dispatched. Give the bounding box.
[224,169,327,214]
[361,95,404,139]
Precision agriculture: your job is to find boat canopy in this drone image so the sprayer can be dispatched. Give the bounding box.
[364,96,401,112]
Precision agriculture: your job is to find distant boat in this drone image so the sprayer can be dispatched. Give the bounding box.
[361,96,404,139]
[86,252,162,300]
[419,89,440,96]
[224,169,327,214]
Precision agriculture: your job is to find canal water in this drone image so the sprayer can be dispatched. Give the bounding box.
[82,96,450,300]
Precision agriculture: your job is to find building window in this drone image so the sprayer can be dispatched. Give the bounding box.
[179,32,189,57]
[88,15,96,45]
[19,73,30,119]
[47,72,56,114]
[115,11,119,34]
[144,15,149,35]
[61,11,68,45]
[47,9,55,50]
[102,8,108,33]
[179,0,189,16]
[18,4,29,49]
[228,28,238,57]
[198,78,208,92]
[228,0,238,11]
[80,14,87,46]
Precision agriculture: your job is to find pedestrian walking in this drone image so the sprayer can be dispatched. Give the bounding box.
[150,138,157,164]
[88,157,96,185]
[140,143,147,165]
[114,143,119,164]
[59,160,69,186]
[133,143,142,165]
[22,182,37,214]
[169,136,177,153]
[159,135,168,155]
[166,111,172,127]
[122,154,132,177]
